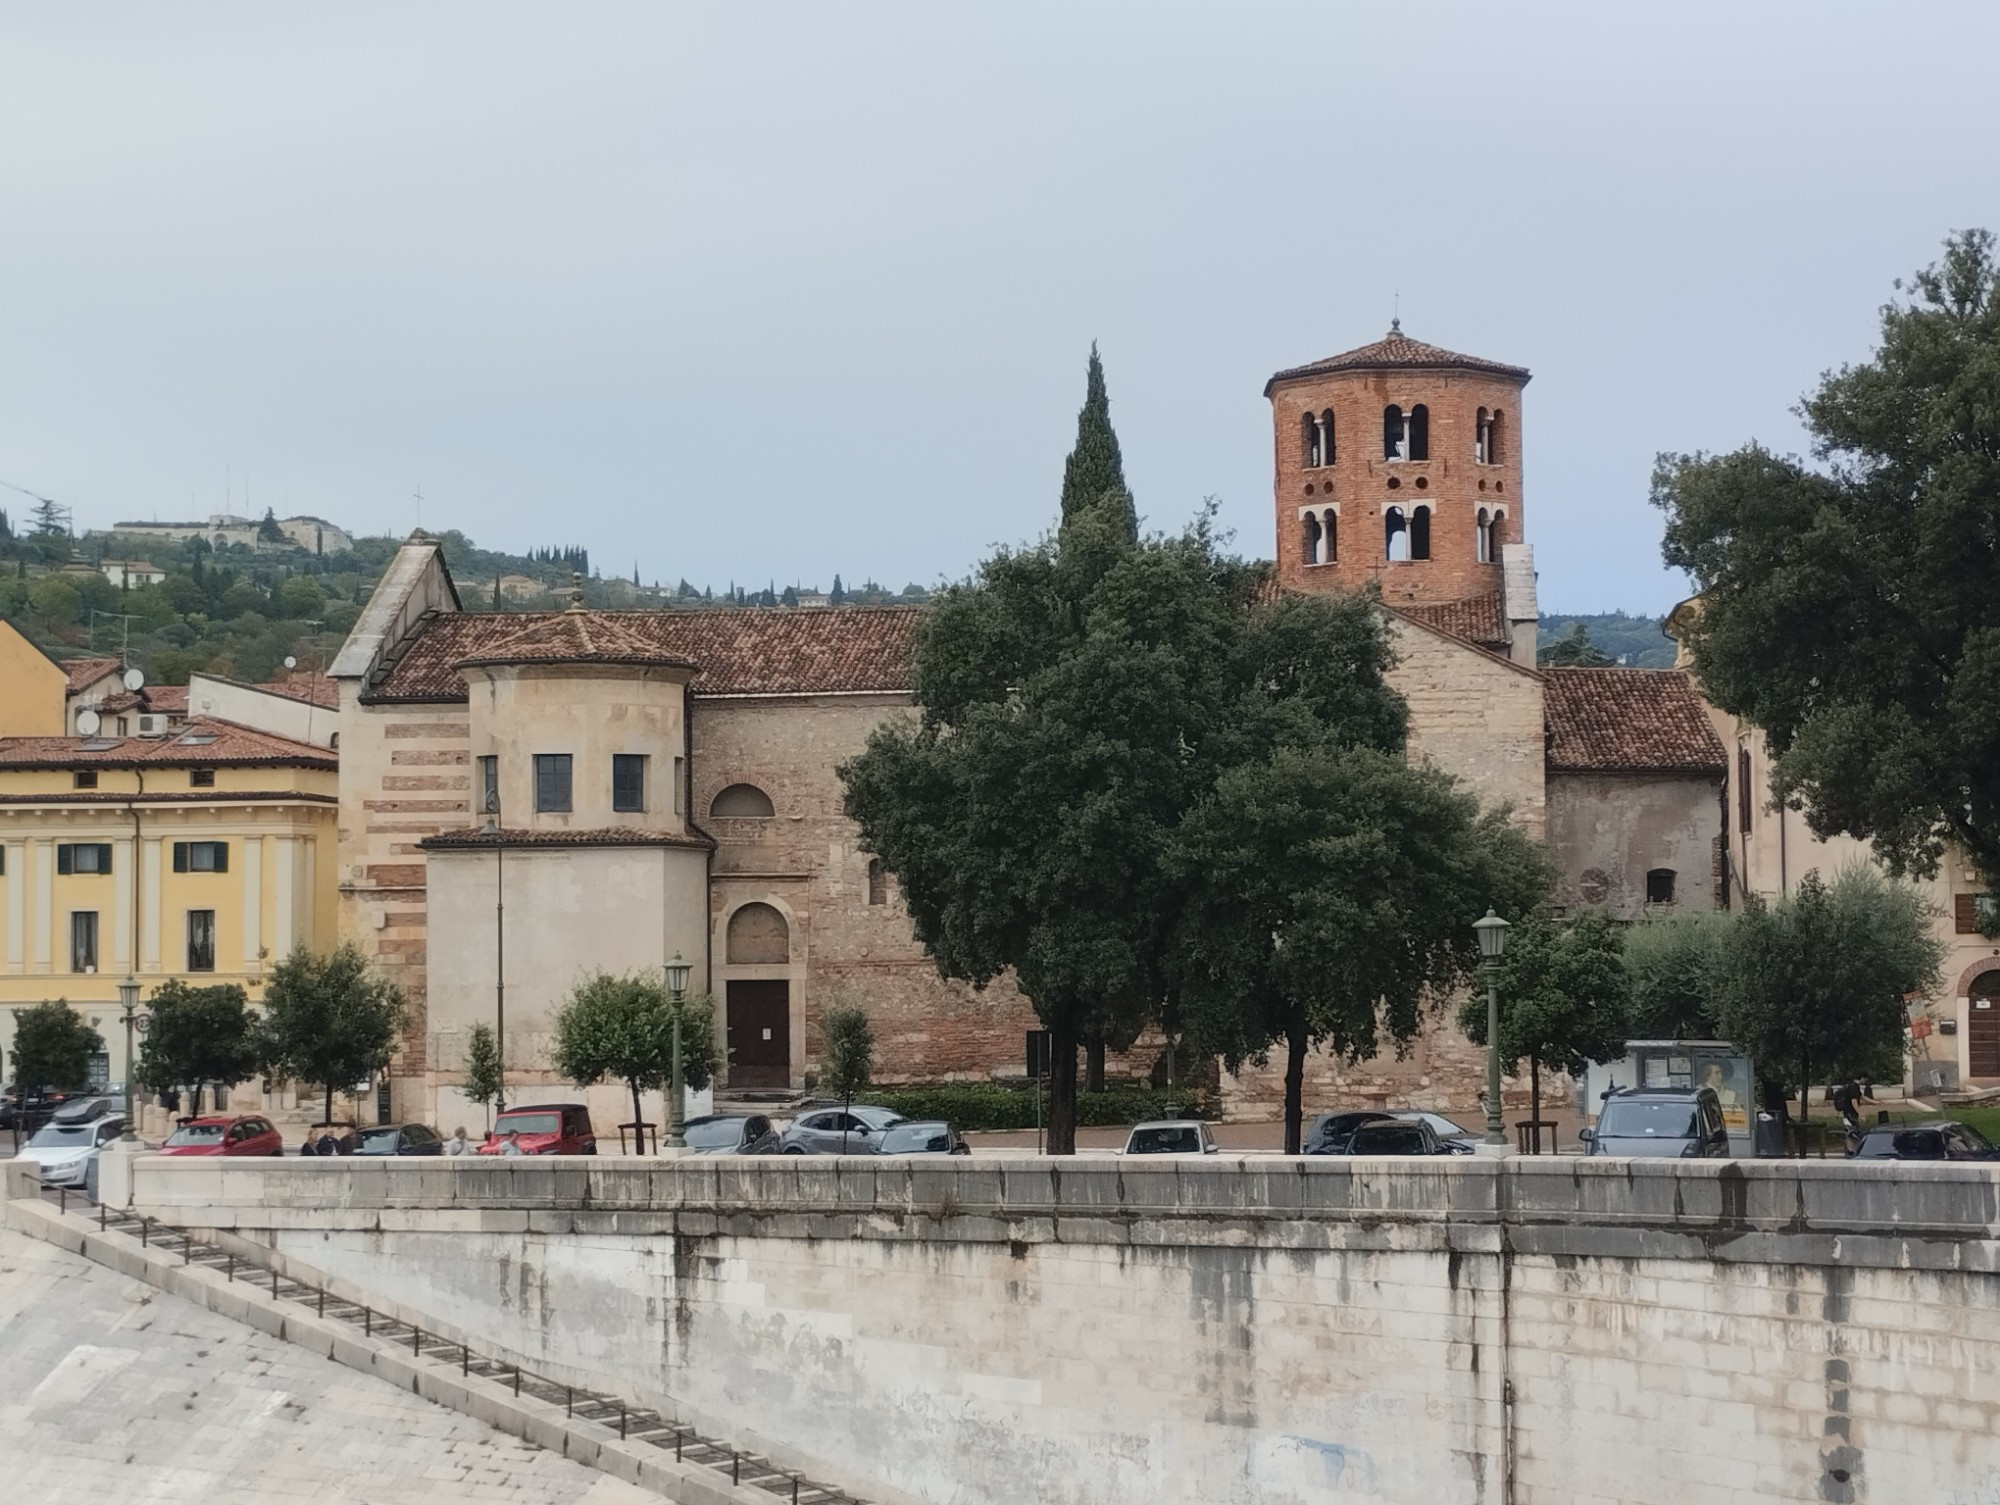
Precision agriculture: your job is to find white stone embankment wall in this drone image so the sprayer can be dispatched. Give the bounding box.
[124,1157,2000,1505]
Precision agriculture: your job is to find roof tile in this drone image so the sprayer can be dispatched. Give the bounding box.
[1543,668,1726,774]
[1393,593,1509,650]
[419,826,716,852]
[1268,325,1530,390]
[0,717,335,770]
[61,657,122,693]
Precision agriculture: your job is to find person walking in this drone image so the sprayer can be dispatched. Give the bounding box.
[443,1126,472,1157]
[1831,1077,1877,1148]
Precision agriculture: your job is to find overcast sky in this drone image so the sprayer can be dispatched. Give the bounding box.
[3,5,1994,613]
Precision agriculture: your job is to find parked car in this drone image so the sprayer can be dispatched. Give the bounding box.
[680,1113,782,1156]
[776,1104,907,1155]
[1388,1110,1479,1153]
[1850,1121,2000,1162]
[1341,1120,1456,1156]
[2,1086,90,1134]
[18,1114,127,1187]
[160,1115,286,1157]
[354,1123,445,1157]
[478,1103,597,1156]
[1122,1120,1219,1156]
[876,1120,970,1156]
[1302,1111,1399,1155]
[1581,1087,1730,1158]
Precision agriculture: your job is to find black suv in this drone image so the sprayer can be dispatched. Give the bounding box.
[1302,1111,1399,1155]
[1851,1121,2000,1162]
[1582,1086,1730,1158]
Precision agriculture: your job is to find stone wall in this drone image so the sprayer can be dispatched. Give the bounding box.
[1386,615,1546,844]
[129,1156,2000,1505]
[1546,769,1725,918]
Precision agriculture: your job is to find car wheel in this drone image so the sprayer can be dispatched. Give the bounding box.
[783,1146,805,1156]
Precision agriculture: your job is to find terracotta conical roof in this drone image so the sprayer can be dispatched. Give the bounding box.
[1265,322,1530,393]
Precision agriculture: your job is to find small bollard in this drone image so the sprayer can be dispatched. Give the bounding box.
[183,1239,191,1265]
[98,1201,106,1231]
[270,1266,279,1298]
[58,1187,67,1214]
[140,1217,150,1247]
[412,1324,421,1356]
[618,1403,627,1439]
[566,1386,574,1418]
[675,1428,683,1461]
[513,1366,522,1397]
[364,1306,372,1338]
[226,1253,235,1282]
[462,1344,469,1377]
[317,1285,325,1319]
[732,1451,741,1485]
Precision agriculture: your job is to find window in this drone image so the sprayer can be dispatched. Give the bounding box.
[1409,505,1431,561]
[1323,509,1338,563]
[1302,511,1324,565]
[612,754,648,813]
[190,768,216,788]
[1646,868,1677,905]
[172,841,229,873]
[1475,507,1494,564]
[1408,404,1429,461]
[1383,405,1405,460]
[1302,409,1334,468]
[867,859,889,906]
[1476,406,1504,465]
[74,770,98,790]
[1736,747,1753,832]
[187,909,216,972]
[1953,893,1999,935]
[478,755,499,815]
[672,756,684,815]
[56,843,113,875]
[711,783,775,817]
[1488,409,1505,464]
[534,754,573,813]
[1385,506,1410,562]
[70,911,99,972]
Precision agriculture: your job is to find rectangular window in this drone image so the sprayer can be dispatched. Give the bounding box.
[74,770,98,790]
[186,910,216,972]
[70,911,99,972]
[190,768,216,788]
[172,841,229,874]
[534,754,572,813]
[672,756,684,815]
[56,843,113,875]
[612,754,647,813]
[1955,893,1999,935]
[478,755,499,815]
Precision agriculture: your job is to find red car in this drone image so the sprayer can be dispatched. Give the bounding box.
[476,1103,597,1156]
[158,1115,286,1157]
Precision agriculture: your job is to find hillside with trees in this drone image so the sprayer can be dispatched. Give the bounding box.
[0,507,929,685]
[1537,612,1675,668]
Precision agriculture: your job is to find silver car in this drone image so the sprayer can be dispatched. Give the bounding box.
[776,1105,906,1155]
[1121,1120,1219,1156]
[19,1114,127,1187]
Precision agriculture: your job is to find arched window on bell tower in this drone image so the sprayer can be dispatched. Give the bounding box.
[1385,506,1409,561]
[1319,409,1335,466]
[1409,505,1431,560]
[1302,510,1323,565]
[1383,405,1405,460]
[1408,404,1429,461]
[1302,413,1321,469]
[1488,409,1505,464]
[1323,508,1338,563]
[1475,407,1491,464]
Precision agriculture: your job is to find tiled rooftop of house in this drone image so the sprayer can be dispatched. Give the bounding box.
[60,656,121,692]
[1542,667,1727,774]
[0,717,335,770]
[1393,593,1509,650]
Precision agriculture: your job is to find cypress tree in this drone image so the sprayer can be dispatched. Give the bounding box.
[1058,343,1137,542]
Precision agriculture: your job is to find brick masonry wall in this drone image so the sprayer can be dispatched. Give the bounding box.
[1271,365,1526,607]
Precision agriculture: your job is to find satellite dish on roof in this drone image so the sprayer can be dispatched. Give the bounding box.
[76,708,101,736]
[122,667,145,692]
[283,656,297,670]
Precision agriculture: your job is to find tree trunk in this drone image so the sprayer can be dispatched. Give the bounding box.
[323,1082,334,1131]
[1047,1015,1079,1155]
[1530,1053,1542,1151]
[630,1079,646,1155]
[1084,1035,1106,1094]
[1282,1020,1308,1156]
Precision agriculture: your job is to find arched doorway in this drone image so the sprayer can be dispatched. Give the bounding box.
[725,903,792,1088]
[1969,970,2000,1079]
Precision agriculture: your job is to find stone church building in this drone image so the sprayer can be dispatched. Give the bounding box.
[330,328,1727,1127]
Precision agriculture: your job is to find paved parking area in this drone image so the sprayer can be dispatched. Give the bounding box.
[0,1226,652,1505]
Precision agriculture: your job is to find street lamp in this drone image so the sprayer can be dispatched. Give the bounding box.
[664,953,692,1151]
[117,977,142,1144]
[1472,910,1511,1148]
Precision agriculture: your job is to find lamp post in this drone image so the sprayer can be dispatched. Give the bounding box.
[117,977,142,1143]
[664,953,691,1151]
[1472,910,1511,1148]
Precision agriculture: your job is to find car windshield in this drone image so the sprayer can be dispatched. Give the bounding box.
[27,1121,95,1148]
[683,1119,745,1150]
[1349,1127,1428,1154]
[357,1128,404,1153]
[1598,1100,1697,1138]
[163,1122,228,1146]
[880,1124,953,1153]
[1956,1123,1995,1152]
[495,1113,560,1136]
[1128,1126,1202,1154]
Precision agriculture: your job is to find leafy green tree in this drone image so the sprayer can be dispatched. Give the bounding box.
[829,574,846,605]
[461,1021,505,1126]
[275,575,326,619]
[820,1003,875,1150]
[550,972,717,1151]
[259,943,409,1128]
[11,1000,102,1094]
[1059,342,1137,541]
[1622,909,1732,1039]
[136,980,261,1115]
[1458,909,1628,1130]
[257,508,287,544]
[1655,229,2000,889]
[29,576,82,626]
[1174,744,1553,1152]
[1712,869,1942,1113]
[1537,622,1613,667]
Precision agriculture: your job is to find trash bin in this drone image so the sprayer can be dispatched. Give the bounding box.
[1753,1109,1786,1158]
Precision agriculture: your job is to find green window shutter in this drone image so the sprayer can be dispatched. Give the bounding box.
[57,845,72,875]
[211,843,228,874]
[97,844,113,874]
[173,843,188,873]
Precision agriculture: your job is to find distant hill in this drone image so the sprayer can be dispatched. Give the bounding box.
[1538,612,1676,669]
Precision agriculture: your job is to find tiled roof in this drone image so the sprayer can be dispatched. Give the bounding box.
[0,717,336,771]
[367,608,920,702]
[0,789,336,805]
[61,657,121,693]
[94,684,190,716]
[1266,325,1531,391]
[1393,593,1508,649]
[1543,668,1727,775]
[253,673,338,709]
[419,826,716,852]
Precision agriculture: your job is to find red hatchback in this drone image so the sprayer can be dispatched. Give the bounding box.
[159,1115,286,1157]
[476,1103,597,1156]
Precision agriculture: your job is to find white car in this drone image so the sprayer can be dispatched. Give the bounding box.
[1121,1120,1219,1156]
[18,1115,127,1188]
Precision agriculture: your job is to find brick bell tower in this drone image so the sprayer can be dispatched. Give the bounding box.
[1266,322,1530,615]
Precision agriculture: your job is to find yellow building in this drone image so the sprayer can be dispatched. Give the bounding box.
[0,716,338,1094]
[0,619,69,738]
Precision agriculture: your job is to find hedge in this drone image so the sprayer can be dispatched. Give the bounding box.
[858,1082,1214,1132]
